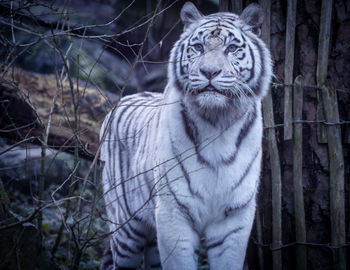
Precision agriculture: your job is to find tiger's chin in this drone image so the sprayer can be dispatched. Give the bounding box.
[184,89,255,126]
[193,91,229,109]
[187,87,254,110]
[187,86,232,109]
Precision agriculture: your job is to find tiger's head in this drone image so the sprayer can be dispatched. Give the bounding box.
[168,2,272,121]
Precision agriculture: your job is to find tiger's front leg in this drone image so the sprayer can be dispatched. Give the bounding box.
[205,200,256,270]
[155,203,200,270]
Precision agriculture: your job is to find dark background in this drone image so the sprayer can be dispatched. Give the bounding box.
[0,0,349,269]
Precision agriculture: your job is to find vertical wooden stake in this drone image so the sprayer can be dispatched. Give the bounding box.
[345,109,350,143]
[230,0,242,14]
[255,208,265,270]
[316,0,333,143]
[219,0,242,13]
[292,75,307,270]
[262,92,282,270]
[283,0,297,140]
[321,80,346,270]
[219,0,230,12]
[259,0,282,269]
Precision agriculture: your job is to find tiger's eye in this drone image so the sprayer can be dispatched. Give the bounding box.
[193,44,204,53]
[226,44,238,53]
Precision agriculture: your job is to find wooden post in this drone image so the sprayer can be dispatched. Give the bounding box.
[316,0,333,143]
[283,0,297,140]
[231,0,242,14]
[345,109,350,143]
[219,0,242,14]
[263,90,283,270]
[219,0,229,12]
[255,208,265,270]
[321,80,346,270]
[259,0,282,269]
[292,75,307,270]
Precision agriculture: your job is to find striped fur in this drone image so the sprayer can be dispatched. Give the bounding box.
[100,2,272,270]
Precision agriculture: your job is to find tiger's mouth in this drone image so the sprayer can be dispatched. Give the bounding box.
[192,85,228,96]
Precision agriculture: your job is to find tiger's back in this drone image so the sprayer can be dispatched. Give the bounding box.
[100,91,164,269]
[100,91,162,228]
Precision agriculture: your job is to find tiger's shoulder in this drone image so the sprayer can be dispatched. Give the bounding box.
[99,91,163,142]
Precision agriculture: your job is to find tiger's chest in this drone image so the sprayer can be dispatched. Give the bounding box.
[158,153,258,230]
[154,104,262,229]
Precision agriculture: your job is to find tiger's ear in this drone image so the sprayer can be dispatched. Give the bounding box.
[180,2,203,28]
[240,3,264,36]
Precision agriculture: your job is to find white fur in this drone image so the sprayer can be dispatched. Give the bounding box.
[100,3,272,270]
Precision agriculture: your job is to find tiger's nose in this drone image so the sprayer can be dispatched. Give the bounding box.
[200,68,222,80]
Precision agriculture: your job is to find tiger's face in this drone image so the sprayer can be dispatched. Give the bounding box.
[169,2,272,116]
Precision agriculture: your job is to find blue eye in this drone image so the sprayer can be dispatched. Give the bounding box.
[193,43,204,52]
[226,44,238,53]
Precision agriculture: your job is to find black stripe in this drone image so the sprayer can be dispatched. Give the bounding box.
[245,42,255,83]
[131,101,155,149]
[216,245,231,257]
[107,117,118,197]
[206,14,238,21]
[119,224,139,243]
[106,115,113,181]
[137,110,156,202]
[250,38,265,96]
[113,241,130,258]
[190,35,200,43]
[165,174,196,226]
[155,109,161,129]
[123,99,150,144]
[179,44,186,76]
[236,51,246,60]
[227,179,259,213]
[130,100,153,162]
[223,106,257,165]
[206,226,244,250]
[176,153,203,199]
[144,168,153,195]
[227,30,241,44]
[146,238,158,247]
[119,130,131,219]
[117,239,144,255]
[198,19,220,28]
[127,223,146,239]
[231,149,260,191]
[116,102,142,222]
[112,99,141,220]
[150,263,162,268]
[236,105,257,147]
[100,246,114,269]
[173,45,183,91]
[181,103,213,168]
[138,114,152,158]
[123,100,149,178]
[169,135,203,200]
[106,165,128,219]
[181,104,198,145]
[199,21,237,32]
[132,106,155,200]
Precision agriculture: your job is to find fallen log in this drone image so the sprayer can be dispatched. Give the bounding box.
[0,68,118,159]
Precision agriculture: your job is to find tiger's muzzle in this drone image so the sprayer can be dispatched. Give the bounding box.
[190,84,232,98]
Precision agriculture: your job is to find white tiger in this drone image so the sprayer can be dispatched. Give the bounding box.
[99,2,272,270]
